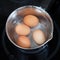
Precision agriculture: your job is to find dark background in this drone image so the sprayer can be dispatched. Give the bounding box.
[0,0,60,60]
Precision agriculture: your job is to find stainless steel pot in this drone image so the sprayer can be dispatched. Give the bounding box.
[6,5,53,54]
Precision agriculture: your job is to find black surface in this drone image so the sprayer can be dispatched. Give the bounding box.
[48,0,60,60]
[0,0,60,60]
[2,29,48,60]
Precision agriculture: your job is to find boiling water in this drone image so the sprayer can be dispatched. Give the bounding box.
[10,14,49,48]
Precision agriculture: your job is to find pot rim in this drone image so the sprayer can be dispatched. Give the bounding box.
[6,5,53,50]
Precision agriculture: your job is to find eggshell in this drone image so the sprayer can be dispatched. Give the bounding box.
[33,30,46,44]
[15,24,30,35]
[16,36,31,48]
[23,15,39,27]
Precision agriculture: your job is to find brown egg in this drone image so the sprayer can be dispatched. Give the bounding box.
[16,36,31,48]
[23,15,39,27]
[15,24,30,35]
[33,30,46,44]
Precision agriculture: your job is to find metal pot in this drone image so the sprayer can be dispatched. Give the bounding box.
[6,5,53,54]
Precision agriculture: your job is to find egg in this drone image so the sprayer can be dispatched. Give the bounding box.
[33,30,46,44]
[15,24,30,35]
[23,15,39,27]
[16,36,31,48]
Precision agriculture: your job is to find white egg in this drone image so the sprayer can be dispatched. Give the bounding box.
[33,30,46,44]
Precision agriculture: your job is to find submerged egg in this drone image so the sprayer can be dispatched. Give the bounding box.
[15,24,30,35]
[16,36,31,48]
[23,15,39,27]
[33,30,46,44]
